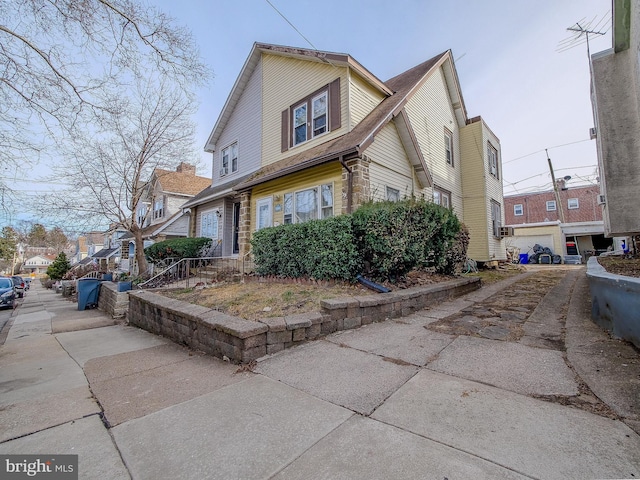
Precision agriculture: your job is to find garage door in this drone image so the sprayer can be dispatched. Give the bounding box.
[507,235,554,255]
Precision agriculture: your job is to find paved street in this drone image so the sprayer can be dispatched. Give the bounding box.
[0,269,639,479]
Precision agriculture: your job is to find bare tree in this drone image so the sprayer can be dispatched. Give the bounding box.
[0,0,209,193]
[44,78,198,275]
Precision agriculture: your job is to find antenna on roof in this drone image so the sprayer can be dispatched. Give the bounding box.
[557,14,609,56]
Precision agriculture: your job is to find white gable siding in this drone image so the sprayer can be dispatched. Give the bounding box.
[365,122,423,202]
[403,67,463,215]
[349,70,385,128]
[261,54,348,166]
[214,59,263,184]
[162,215,190,237]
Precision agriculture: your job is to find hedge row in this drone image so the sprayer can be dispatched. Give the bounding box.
[251,199,464,282]
[145,237,212,263]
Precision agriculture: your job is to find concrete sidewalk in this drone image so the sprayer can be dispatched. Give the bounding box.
[0,270,638,479]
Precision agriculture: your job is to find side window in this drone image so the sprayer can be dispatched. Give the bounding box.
[386,186,400,202]
[546,200,556,211]
[488,142,499,179]
[568,198,579,209]
[444,128,454,167]
[491,200,502,238]
[283,193,293,224]
[514,204,523,216]
[433,186,451,208]
[200,211,219,239]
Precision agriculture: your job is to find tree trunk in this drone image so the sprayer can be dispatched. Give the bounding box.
[133,227,149,276]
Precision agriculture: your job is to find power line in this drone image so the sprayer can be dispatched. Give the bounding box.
[502,138,593,165]
[264,0,320,51]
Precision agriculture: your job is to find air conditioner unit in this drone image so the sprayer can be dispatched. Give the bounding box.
[596,194,606,205]
[219,167,228,176]
[589,127,597,140]
[499,226,514,238]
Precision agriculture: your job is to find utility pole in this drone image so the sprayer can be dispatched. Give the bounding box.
[546,149,566,223]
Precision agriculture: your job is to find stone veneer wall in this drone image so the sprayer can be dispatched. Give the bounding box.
[127,276,480,364]
[98,281,130,319]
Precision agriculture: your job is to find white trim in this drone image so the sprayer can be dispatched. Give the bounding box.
[256,197,273,230]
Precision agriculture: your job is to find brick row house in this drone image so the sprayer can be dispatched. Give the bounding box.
[504,181,614,260]
[184,43,508,264]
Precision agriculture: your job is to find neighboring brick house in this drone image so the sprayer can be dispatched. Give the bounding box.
[504,181,613,260]
[505,181,602,225]
[185,42,508,263]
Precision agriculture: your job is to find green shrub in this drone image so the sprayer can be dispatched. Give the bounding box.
[144,237,213,263]
[251,216,361,280]
[251,198,462,282]
[351,199,461,281]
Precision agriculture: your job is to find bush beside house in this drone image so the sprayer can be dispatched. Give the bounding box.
[252,199,465,282]
[145,237,213,263]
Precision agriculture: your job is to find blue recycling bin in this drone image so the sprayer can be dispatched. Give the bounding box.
[77,278,101,310]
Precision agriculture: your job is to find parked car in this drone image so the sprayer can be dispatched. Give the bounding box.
[11,275,25,298]
[0,277,16,309]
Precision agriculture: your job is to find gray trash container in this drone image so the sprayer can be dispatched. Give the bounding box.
[77,278,101,310]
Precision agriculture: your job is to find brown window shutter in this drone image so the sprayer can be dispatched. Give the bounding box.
[281,109,289,152]
[329,78,341,131]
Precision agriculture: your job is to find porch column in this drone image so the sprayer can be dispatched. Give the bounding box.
[341,155,371,214]
[238,191,252,257]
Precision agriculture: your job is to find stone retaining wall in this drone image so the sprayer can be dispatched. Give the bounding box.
[127,276,480,363]
[587,257,640,348]
[98,281,130,319]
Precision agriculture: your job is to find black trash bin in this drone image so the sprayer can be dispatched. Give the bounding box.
[77,278,101,310]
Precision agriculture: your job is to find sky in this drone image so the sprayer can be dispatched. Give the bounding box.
[151,0,611,195]
[6,0,612,230]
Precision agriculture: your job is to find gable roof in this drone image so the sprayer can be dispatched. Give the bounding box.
[204,43,394,153]
[235,50,456,191]
[153,168,211,196]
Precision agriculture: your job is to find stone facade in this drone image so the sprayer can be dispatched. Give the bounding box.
[126,277,480,364]
[238,191,252,257]
[341,156,371,214]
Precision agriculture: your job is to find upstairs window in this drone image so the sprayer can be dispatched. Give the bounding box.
[282,78,341,152]
[293,93,328,146]
[488,142,499,179]
[546,200,556,212]
[514,204,523,216]
[568,198,579,209]
[153,198,164,219]
[444,128,454,167]
[136,204,147,226]
[221,142,238,176]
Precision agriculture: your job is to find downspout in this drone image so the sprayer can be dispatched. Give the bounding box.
[339,155,353,214]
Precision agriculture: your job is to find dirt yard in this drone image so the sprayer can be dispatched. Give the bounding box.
[157,266,524,321]
[597,255,640,278]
